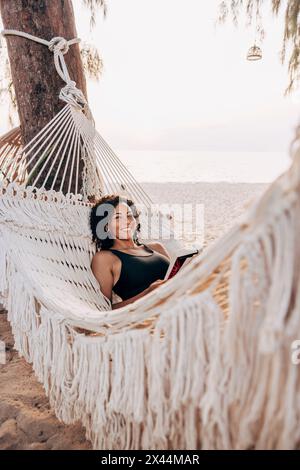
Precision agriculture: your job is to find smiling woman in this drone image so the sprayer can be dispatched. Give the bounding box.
[90,193,142,250]
[89,194,171,309]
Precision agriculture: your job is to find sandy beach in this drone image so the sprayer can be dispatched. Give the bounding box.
[0,181,268,450]
[143,182,268,247]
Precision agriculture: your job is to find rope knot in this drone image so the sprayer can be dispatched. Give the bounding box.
[63,80,77,91]
[1,29,93,121]
[48,36,69,55]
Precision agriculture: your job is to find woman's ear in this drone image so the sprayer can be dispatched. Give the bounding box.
[104,223,110,239]
[133,223,141,243]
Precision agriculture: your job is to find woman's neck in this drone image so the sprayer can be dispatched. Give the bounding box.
[111,238,139,250]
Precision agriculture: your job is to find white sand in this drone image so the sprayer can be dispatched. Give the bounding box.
[0,181,268,449]
[142,181,268,247]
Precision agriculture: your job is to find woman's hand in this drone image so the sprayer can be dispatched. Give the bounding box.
[146,278,168,294]
[112,278,168,309]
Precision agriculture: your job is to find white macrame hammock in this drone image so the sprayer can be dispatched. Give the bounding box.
[0,30,300,450]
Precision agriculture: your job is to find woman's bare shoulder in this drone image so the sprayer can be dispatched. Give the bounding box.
[91,250,116,269]
[146,241,170,259]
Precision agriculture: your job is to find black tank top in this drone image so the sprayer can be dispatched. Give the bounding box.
[109,244,170,301]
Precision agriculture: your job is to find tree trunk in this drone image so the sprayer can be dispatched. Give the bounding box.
[0,0,87,193]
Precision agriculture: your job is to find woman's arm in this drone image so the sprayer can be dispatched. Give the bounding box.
[111,279,167,310]
[91,251,115,303]
[111,287,151,309]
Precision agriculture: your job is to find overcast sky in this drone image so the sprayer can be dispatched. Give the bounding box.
[1,0,299,153]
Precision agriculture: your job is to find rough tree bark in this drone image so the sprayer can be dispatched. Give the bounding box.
[0,0,87,193]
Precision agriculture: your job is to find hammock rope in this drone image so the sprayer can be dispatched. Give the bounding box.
[2,29,90,116]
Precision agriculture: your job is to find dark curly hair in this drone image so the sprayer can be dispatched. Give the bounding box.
[90,194,142,251]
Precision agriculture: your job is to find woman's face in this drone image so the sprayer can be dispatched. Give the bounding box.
[107,202,137,240]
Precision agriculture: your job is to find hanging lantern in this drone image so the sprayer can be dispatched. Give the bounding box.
[246,44,262,61]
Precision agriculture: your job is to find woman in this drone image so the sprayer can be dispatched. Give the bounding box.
[90,194,171,310]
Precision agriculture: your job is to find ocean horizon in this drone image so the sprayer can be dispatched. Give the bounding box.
[117,150,291,184]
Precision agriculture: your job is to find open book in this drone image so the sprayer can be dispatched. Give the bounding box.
[164,246,200,280]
